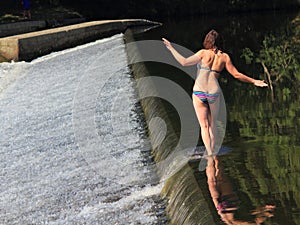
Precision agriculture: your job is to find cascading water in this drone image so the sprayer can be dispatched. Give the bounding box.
[0,34,165,224]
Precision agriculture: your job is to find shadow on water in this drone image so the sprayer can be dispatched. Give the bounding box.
[129,10,300,225]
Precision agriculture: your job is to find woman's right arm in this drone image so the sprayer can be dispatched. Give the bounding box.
[162,38,201,66]
[225,54,267,87]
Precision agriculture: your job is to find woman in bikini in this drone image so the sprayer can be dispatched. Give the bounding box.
[162,30,267,162]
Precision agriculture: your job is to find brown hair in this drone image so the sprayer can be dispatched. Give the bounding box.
[203,29,222,53]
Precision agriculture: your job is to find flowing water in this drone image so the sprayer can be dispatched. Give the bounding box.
[132,10,300,225]
[0,34,165,224]
[1,10,299,225]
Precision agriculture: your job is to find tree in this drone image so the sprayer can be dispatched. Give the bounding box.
[241,24,300,102]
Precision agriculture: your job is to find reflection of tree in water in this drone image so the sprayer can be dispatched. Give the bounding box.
[205,156,276,224]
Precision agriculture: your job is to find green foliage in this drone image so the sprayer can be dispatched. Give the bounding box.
[258,35,299,83]
[241,14,300,102]
[241,47,254,64]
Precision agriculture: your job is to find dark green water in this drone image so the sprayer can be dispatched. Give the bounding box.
[133,10,300,225]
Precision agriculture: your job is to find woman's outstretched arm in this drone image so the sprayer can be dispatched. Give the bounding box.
[225,54,267,87]
[162,38,201,66]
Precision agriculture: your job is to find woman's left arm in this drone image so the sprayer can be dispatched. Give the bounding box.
[162,38,201,66]
[225,54,268,87]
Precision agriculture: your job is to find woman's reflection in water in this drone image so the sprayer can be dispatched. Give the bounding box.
[205,156,276,224]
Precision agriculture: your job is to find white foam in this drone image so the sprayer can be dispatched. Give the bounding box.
[0,34,161,224]
[31,33,124,64]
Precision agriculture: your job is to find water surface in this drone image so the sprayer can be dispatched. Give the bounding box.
[133,10,300,225]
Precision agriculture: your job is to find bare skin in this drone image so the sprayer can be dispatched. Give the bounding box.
[162,37,267,158]
[162,38,267,87]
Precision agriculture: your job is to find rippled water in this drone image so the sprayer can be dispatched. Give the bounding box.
[132,11,300,225]
[0,34,163,224]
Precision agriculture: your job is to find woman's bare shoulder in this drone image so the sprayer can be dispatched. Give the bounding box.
[195,49,206,54]
[195,49,206,58]
[219,51,230,60]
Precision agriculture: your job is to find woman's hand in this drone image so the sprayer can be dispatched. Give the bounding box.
[162,38,174,51]
[254,80,268,87]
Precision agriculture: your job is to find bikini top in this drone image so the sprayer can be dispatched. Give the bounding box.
[197,63,221,74]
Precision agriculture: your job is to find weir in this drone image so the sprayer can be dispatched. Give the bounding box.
[0,20,218,223]
[0,34,165,224]
[0,19,160,62]
[124,30,219,224]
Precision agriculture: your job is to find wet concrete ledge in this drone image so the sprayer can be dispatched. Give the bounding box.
[0,19,160,62]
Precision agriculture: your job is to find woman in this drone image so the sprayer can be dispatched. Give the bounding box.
[162,30,267,161]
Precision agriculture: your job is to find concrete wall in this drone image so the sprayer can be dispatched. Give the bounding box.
[0,18,87,38]
[0,19,160,62]
[0,21,47,38]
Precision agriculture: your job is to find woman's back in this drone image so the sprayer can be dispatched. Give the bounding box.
[194,49,227,93]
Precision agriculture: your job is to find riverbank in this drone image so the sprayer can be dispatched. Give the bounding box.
[0,5,87,38]
[0,4,83,24]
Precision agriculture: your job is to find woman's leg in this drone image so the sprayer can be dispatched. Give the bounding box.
[208,96,221,156]
[192,94,212,156]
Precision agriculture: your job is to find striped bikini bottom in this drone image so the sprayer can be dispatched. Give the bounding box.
[193,91,220,104]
